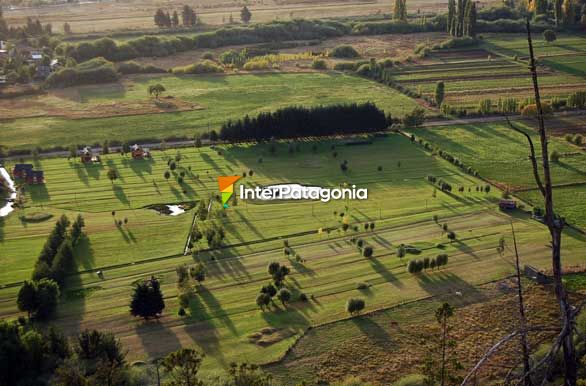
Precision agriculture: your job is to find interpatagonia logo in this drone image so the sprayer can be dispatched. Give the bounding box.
[218,176,241,208]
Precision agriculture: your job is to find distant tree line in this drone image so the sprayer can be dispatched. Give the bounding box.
[153,5,196,28]
[447,0,477,37]
[219,103,388,142]
[55,19,350,63]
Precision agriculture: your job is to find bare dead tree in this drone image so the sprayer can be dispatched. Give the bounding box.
[521,18,576,385]
[463,19,579,385]
[511,222,533,386]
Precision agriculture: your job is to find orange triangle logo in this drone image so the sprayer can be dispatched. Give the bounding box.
[218,176,241,192]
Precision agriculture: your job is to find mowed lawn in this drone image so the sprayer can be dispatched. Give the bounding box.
[413,121,586,228]
[1,133,585,373]
[0,72,421,151]
[2,134,496,284]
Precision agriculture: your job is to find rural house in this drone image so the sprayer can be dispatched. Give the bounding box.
[12,164,33,179]
[12,164,45,184]
[131,144,151,159]
[80,146,100,163]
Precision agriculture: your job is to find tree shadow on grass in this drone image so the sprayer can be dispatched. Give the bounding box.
[350,317,395,352]
[453,239,480,259]
[197,286,237,336]
[201,153,224,173]
[214,249,251,279]
[0,217,4,242]
[368,256,404,289]
[416,271,485,301]
[113,185,130,206]
[28,183,50,203]
[260,303,310,330]
[135,320,182,360]
[73,235,96,271]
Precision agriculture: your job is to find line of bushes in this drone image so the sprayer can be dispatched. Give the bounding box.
[45,57,119,88]
[219,102,388,142]
[171,59,224,74]
[116,61,166,75]
[55,19,350,63]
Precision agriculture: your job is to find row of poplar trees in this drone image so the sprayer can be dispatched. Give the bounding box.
[447,0,477,37]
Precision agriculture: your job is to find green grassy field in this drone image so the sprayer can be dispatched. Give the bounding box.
[1,131,584,375]
[412,121,586,228]
[0,72,421,152]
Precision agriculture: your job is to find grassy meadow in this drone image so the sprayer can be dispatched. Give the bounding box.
[412,121,586,228]
[0,72,421,151]
[1,131,585,374]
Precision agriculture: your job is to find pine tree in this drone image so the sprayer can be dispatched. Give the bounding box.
[130,277,165,319]
[240,6,252,24]
[435,81,445,107]
[154,9,167,28]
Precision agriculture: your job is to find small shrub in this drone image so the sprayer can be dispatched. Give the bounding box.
[330,45,360,58]
[311,58,328,70]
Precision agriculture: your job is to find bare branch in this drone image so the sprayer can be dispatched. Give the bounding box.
[504,116,545,196]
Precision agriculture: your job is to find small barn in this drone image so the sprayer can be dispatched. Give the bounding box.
[499,199,517,210]
[131,144,150,159]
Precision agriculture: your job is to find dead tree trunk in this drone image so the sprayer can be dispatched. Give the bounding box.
[511,222,533,386]
[525,19,576,385]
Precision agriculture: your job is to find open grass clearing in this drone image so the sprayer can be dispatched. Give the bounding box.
[413,121,586,229]
[0,72,421,151]
[1,131,584,373]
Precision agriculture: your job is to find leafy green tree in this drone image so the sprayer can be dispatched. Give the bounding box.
[107,168,118,183]
[403,107,425,127]
[75,329,126,367]
[163,348,204,386]
[17,280,38,318]
[260,283,277,298]
[346,297,365,315]
[256,293,271,310]
[228,362,273,386]
[18,279,60,319]
[130,277,165,319]
[277,288,291,306]
[148,83,166,99]
[190,263,206,285]
[240,6,252,24]
[543,29,557,43]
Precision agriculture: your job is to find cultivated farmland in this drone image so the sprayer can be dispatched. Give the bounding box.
[1,133,584,378]
[387,34,586,110]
